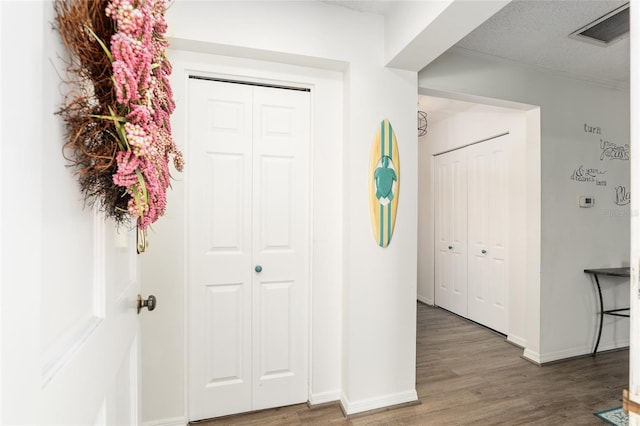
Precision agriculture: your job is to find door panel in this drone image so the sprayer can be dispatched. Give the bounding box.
[258,280,294,377]
[252,86,309,410]
[259,156,294,250]
[451,158,468,309]
[7,210,140,425]
[206,153,246,252]
[188,79,253,419]
[434,159,451,305]
[434,149,468,317]
[205,283,245,385]
[467,137,509,334]
[109,338,139,426]
[188,79,309,421]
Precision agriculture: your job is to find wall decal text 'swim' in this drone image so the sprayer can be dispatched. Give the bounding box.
[600,139,629,161]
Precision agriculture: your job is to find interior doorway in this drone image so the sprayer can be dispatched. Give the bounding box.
[434,133,510,334]
[417,93,534,348]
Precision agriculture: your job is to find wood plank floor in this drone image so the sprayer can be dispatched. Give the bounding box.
[192,302,628,425]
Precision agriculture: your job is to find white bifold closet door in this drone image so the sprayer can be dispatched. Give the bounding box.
[187,77,310,421]
[434,135,509,334]
[434,148,468,318]
[466,138,509,334]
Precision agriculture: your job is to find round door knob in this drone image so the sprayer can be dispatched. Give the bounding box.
[481,250,487,254]
[255,265,263,273]
[448,246,453,250]
[137,294,156,314]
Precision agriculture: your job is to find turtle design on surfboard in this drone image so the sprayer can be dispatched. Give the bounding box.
[375,156,397,202]
[368,119,400,248]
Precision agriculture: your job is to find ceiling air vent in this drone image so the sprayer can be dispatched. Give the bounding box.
[569,3,629,47]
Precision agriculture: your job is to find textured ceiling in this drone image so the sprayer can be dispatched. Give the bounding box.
[321,0,630,126]
[322,0,630,87]
[454,0,629,87]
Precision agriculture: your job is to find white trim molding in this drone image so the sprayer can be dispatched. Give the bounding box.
[309,390,341,406]
[340,389,418,416]
[507,334,526,349]
[524,341,629,366]
[142,416,187,426]
[416,295,433,306]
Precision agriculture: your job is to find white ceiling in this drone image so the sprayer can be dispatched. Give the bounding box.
[322,0,630,126]
[430,0,630,124]
[322,0,630,86]
[454,0,629,87]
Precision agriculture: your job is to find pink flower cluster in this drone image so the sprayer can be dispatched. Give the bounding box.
[107,0,184,230]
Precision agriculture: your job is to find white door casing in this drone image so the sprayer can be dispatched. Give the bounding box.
[434,148,468,317]
[187,77,310,421]
[467,137,509,334]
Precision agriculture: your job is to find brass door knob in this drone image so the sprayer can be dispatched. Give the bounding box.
[137,294,157,314]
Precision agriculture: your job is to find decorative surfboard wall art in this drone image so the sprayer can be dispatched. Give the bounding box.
[369,118,400,247]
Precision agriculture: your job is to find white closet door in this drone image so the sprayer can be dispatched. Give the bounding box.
[467,137,509,334]
[434,148,468,317]
[187,78,310,421]
[251,86,310,411]
[187,79,254,420]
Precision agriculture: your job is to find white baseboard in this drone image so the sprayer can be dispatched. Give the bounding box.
[340,389,418,415]
[309,390,341,406]
[596,340,630,354]
[506,333,526,348]
[142,416,187,426]
[524,339,629,365]
[416,295,433,305]
[522,348,541,365]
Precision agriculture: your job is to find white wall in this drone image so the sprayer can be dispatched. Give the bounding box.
[1,2,46,422]
[417,101,529,346]
[385,1,452,66]
[140,1,418,423]
[385,0,511,71]
[419,49,630,363]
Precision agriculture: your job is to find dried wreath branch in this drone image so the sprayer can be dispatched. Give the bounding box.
[53,0,183,229]
[54,0,130,223]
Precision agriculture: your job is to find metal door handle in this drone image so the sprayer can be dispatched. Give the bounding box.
[137,294,157,314]
[481,250,487,254]
[255,265,263,273]
[448,246,453,250]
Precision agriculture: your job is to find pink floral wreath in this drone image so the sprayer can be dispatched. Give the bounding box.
[55,0,183,231]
